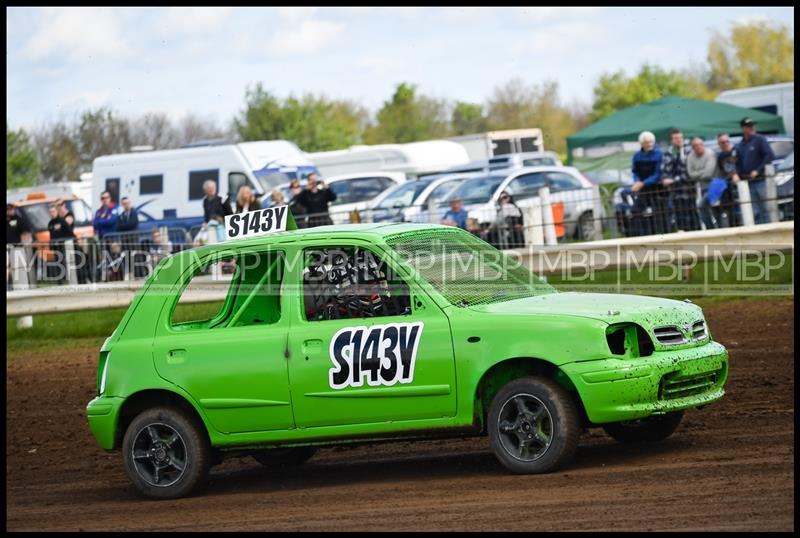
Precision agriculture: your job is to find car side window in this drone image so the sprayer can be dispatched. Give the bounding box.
[171,250,285,330]
[546,172,583,192]
[506,173,546,199]
[302,246,411,322]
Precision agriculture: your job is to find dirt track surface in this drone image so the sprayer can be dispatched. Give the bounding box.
[6,298,795,531]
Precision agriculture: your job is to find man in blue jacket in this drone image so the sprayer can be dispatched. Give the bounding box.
[93,191,118,241]
[630,131,668,236]
[735,118,775,225]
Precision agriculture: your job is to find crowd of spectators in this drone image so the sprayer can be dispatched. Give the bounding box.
[622,117,776,236]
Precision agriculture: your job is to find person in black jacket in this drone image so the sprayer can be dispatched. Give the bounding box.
[115,196,140,262]
[295,173,337,227]
[47,203,74,282]
[7,204,31,245]
[202,180,232,223]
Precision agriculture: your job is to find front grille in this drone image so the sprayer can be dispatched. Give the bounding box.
[691,320,707,341]
[653,326,687,345]
[659,369,722,400]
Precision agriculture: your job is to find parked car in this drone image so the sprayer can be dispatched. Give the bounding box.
[702,134,794,170]
[420,152,563,181]
[775,151,794,221]
[86,219,728,499]
[275,172,405,224]
[362,174,473,224]
[443,166,602,240]
[583,169,634,185]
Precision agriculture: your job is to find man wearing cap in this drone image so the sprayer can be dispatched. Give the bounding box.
[441,197,468,230]
[736,118,775,225]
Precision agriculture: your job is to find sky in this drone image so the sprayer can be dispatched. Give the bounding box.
[6,6,795,131]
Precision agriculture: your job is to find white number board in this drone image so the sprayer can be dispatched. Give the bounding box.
[224,205,290,241]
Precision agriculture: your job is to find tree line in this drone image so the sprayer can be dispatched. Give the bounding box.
[7,20,793,188]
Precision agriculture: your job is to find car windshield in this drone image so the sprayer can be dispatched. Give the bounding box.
[522,157,557,166]
[18,203,51,231]
[65,199,92,226]
[424,178,466,204]
[376,181,431,208]
[770,140,794,160]
[385,228,555,307]
[254,171,293,193]
[779,152,794,170]
[444,175,505,204]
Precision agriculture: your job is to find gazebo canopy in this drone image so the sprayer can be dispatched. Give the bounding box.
[567,96,786,160]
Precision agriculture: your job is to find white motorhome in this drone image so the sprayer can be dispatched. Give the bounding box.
[91,140,318,230]
[306,140,470,180]
[715,82,794,135]
[447,129,545,161]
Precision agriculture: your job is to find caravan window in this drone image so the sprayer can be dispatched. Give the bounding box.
[105,178,120,204]
[140,174,164,195]
[189,169,219,200]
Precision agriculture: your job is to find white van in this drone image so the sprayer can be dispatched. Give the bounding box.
[715,82,794,135]
[306,140,470,180]
[91,140,318,230]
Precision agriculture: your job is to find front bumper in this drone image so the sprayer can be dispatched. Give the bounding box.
[562,340,728,424]
[86,395,124,450]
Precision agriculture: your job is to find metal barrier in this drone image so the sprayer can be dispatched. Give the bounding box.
[9,177,792,292]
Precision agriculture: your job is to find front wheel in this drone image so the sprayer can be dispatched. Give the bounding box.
[602,411,684,444]
[488,376,580,474]
[122,406,211,500]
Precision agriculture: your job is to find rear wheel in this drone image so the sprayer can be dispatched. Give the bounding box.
[252,446,318,468]
[488,376,580,474]
[602,411,684,443]
[122,406,211,500]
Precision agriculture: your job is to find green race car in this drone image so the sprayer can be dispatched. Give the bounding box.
[86,218,728,499]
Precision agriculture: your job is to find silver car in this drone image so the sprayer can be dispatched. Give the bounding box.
[443,166,603,240]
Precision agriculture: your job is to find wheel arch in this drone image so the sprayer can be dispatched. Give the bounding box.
[117,389,210,450]
[473,357,588,433]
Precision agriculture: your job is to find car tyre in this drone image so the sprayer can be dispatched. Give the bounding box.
[488,376,580,474]
[122,406,211,500]
[252,446,318,468]
[602,411,684,444]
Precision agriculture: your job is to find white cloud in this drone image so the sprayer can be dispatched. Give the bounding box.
[520,7,601,22]
[22,8,130,63]
[274,7,318,21]
[75,89,112,108]
[267,19,343,55]
[516,21,610,54]
[155,7,232,36]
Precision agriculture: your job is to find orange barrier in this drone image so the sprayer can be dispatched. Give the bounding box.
[551,202,565,238]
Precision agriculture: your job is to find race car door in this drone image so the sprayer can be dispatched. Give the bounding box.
[286,242,457,428]
[153,249,295,434]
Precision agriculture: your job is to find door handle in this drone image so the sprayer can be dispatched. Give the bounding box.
[301,339,323,355]
[167,348,187,364]
[302,339,323,352]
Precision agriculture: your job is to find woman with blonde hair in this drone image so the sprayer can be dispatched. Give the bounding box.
[235,185,261,213]
[269,189,286,207]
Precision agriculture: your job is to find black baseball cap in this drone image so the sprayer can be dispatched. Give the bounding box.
[740,117,756,127]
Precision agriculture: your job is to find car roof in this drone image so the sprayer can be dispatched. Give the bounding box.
[178,222,455,256]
